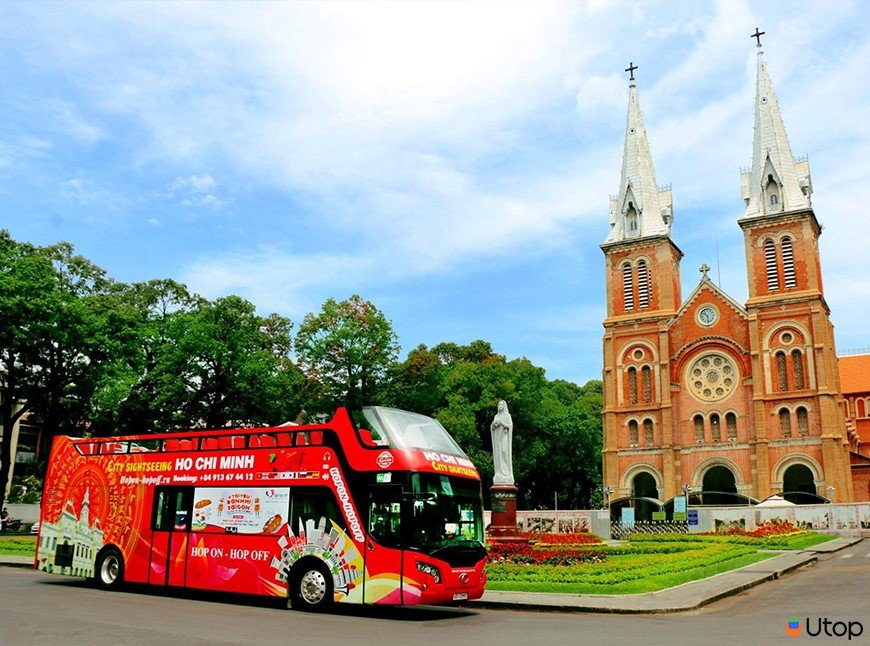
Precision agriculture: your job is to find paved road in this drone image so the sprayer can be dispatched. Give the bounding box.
[2,540,867,646]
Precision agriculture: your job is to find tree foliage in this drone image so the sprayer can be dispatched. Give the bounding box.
[295,295,400,414]
[388,340,603,508]
[0,230,603,512]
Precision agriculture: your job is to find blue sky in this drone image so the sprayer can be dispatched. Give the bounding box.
[2,1,868,385]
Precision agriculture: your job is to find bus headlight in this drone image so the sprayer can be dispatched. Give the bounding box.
[415,561,442,584]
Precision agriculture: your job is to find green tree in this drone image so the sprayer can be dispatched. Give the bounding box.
[0,232,107,510]
[388,338,603,509]
[295,295,399,414]
[170,296,303,428]
[89,283,304,434]
[86,279,203,435]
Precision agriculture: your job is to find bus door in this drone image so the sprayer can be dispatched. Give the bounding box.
[150,486,192,586]
[364,484,404,604]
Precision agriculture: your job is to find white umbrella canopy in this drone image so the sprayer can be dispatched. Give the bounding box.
[756,494,797,507]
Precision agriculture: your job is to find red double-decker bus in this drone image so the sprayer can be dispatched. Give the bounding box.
[34,406,487,611]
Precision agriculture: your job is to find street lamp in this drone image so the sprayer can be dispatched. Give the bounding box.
[602,485,613,509]
[827,485,835,502]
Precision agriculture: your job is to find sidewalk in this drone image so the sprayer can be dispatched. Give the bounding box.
[1,537,862,613]
[471,537,863,614]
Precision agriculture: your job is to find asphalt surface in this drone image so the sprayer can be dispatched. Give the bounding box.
[1,535,861,612]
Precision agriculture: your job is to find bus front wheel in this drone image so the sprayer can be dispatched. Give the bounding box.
[94,547,124,591]
[291,560,333,612]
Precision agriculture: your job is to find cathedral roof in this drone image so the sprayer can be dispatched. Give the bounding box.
[740,42,812,219]
[839,354,870,395]
[603,80,673,246]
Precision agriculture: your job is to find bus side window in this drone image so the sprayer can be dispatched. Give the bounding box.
[153,487,193,532]
[290,488,345,538]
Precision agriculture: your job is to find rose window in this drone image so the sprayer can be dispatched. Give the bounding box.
[687,354,737,402]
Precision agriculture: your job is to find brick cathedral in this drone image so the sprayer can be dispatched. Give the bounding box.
[600,37,855,506]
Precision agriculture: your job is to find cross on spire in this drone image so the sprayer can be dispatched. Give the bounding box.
[699,263,711,279]
[625,62,638,82]
[751,27,765,47]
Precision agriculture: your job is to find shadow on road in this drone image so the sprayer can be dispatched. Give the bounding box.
[36,575,477,621]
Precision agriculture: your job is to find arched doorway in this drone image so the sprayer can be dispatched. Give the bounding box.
[701,465,738,505]
[632,472,658,521]
[783,463,815,496]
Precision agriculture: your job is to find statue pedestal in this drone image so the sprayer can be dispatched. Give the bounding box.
[487,484,521,540]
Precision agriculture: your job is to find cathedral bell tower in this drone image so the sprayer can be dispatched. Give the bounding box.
[601,64,684,502]
[739,32,853,501]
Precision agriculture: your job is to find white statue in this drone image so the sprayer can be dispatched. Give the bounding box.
[491,400,514,485]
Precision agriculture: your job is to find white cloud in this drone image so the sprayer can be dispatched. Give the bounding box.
[168,174,224,209]
[4,0,869,365]
[44,99,107,144]
[575,74,625,118]
[59,177,109,205]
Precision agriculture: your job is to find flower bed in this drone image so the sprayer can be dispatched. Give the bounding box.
[530,532,603,546]
[716,522,800,538]
[488,536,605,566]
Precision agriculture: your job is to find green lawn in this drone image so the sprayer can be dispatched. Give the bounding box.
[0,535,37,557]
[487,531,834,595]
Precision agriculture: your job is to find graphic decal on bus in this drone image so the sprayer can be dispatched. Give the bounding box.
[192,488,289,534]
[35,488,105,577]
[272,516,363,598]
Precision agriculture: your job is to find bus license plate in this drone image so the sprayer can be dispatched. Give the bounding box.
[452,593,468,601]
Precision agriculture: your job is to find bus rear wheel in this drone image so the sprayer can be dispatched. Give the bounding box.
[291,560,333,612]
[94,547,124,591]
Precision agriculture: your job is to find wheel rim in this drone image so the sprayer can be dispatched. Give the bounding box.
[299,569,327,605]
[101,555,119,585]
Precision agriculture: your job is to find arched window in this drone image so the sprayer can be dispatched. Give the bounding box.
[791,349,805,390]
[782,237,796,288]
[643,418,654,446]
[765,173,781,212]
[629,420,639,446]
[623,262,634,311]
[764,239,779,291]
[726,412,737,441]
[859,399,867,418]
[642,365,652,403]
[627,367,638,405]
[797,407,809,437]
[779,408,792,437]
[710,413,721,443]
[694,415,704,443]
[626,202,638,237]
[637,259,650,309]
[776,351,788,391]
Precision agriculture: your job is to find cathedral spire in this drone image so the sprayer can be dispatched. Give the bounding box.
[741,31,812,219]
[604,65,673,245]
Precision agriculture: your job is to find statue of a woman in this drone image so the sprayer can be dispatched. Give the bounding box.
[491,400,514,485]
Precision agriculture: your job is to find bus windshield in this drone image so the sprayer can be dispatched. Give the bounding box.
[361,406,466,455]
[407,473,484,550]
[368,473,485,567]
